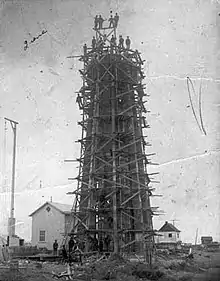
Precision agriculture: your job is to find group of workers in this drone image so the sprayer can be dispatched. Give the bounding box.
[53,235,113,264]
[93,34,131,50]
[80,11,131,57]
[82,34,131,57]
[53,237,77,255]
[61,236,81,264]
[116,34,131,49]
[94,11,119,29]
[86,234,113,252]
[53,237,82,264]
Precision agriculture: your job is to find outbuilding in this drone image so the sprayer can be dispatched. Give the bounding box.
[155,221,181,244]
[29,201,73,250]
[201,236,213,245]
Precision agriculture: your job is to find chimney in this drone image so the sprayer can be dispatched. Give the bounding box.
[50,196,52,202]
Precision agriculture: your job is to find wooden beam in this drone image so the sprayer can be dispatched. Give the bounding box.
[71,213,88,230]
[121,210,144,224]
[118,104,136,116]
[121,191,140,206]
[119,155,146,169]
[121,239,137,249]
[122,174,149,191]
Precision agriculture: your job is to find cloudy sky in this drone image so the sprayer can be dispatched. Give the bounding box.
[0,0,219,243]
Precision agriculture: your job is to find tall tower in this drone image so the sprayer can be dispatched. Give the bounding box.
[69,14,156,263]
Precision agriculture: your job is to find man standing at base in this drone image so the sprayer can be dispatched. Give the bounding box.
[61,245,68,264]
[53,240,58,256]
[68,236,76,254]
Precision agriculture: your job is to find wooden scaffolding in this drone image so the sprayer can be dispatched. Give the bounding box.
[67,17,158,264]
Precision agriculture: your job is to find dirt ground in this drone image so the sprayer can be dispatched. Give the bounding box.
[0,249,219,281]
[189,249,220,281]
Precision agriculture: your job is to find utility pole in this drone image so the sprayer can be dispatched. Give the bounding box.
[5,117,18,239]
[195,228,198,245]
[2,120,7,193]
[170,219,179,227]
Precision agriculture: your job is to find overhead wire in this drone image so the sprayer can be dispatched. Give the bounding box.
[186,77,203,134]
[198,77,207,135]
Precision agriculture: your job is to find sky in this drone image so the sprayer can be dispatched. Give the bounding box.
[0,0,220,243]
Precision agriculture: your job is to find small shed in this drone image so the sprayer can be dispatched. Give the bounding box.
[29,201,73,250]
[201,236,213,245]
[155,221,181,244]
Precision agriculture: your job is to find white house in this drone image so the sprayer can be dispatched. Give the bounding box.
[155,221,181,244]
[29,201,73,250]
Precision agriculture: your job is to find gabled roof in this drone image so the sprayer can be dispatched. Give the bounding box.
[158,221,181,233]
[29,201,73,216]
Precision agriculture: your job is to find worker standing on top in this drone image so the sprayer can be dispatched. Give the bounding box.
[97,36,104,51]
[108,14,115,28]
[110,34,116,52]
[92,36,96,49]
[103,34,107,42]
[110,35,116,46]
[98,15,104,29]
[125,36,131,50]
[118,35,124,49]
[110,35,116,54]
[114,13,119,27]
[94,15,99,29]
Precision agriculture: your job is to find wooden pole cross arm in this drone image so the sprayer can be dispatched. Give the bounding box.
[4,117,19,125]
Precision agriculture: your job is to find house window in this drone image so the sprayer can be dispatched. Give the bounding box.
[39,230,46,242]
[168,233,172,238]
[177,233,179,238]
